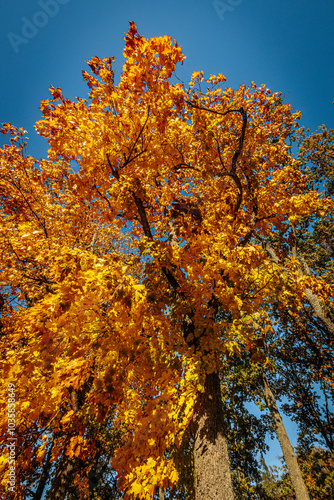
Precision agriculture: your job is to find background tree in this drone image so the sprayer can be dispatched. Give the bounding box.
[263,126,334,453]
[253,124,334,498]
[271,447,334,500]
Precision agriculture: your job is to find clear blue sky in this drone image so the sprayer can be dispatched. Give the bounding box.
[1,0,333,468]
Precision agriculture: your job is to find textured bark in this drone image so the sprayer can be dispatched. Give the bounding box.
[46,443,78,500]
[193,371,234,500]
[304,287,334,336]
[87,449,109,497]
[299,257,334,337]
[265,240,334,336]
[261,372,310,500]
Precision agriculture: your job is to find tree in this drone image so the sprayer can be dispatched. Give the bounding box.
[260,370,311,500]
[275,447,334,500]
[0,22,333,500]
[269,305,334,454]
[249,124,334,499]
[295,125,334,284]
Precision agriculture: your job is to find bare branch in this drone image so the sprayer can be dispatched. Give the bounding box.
[186,101,248,174]
[132,193,153,240]
[106,154,119,180]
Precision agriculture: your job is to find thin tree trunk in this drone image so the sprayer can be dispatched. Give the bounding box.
[158,486,165,500]
[193,371,234,500]
[47,451,77,500]
[33,437,55,500]
[47,370,95,499]
[261,371,310,500]
[299,254,334,337]
[265,239,334,337]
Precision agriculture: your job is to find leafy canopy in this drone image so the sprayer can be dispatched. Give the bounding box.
[0,22,333,499]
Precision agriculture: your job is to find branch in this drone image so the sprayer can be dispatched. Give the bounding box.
[94,185,112,208]
[89,230,98,253]
[107,108,150,179]
[12,180,49,239]
[32,437,55,500]
[185,102,248,175]
[186,102,247,217]
[123,107,150,167]
[106,154,119,181]
[215,171,243,218]
[132,193,153,240]
[215,137,226,171]
[261,237,334,336]
[230,107,247,175]
[173,162,200,173]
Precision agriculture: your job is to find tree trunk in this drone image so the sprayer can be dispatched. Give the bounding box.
[47,373,95,499]
[261,371,310,500]
[158,486,165,500]
[47,457,77,500]
[193,371,234,500]
[33,437,55,500]
[265,240,334,337]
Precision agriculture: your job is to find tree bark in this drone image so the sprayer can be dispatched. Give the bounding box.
[261,371,310,500]
[193,371,234,500]
[299,257,334,337]
[264,239,334,337]
[46,451,77,500]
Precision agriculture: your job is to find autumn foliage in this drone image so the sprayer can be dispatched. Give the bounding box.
[0,22,333,499]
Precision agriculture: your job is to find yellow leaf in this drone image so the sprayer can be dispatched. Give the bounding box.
[61,410,74,424]
[170,469,179,483]
[131,483,143,496]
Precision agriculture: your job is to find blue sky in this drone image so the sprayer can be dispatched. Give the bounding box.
[1,0,333,470]
[1,0,333,157]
